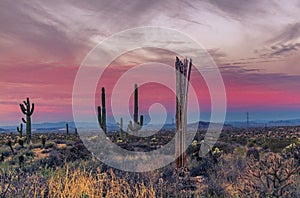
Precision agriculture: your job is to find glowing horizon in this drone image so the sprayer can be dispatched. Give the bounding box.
[0,1,300,125]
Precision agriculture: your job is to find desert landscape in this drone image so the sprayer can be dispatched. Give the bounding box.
[0,115,299,197]
[1,1,300,197]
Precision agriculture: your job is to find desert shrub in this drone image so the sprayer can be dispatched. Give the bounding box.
[188,147,223,178]
[58,141,92,162]
[238,152,300,197]
[247,139,257,147]
[44,142,56,149]
[41,150,65,168]
[1,151,10,158]
[267,137,294,153]
[17,137,25,148]
[215,142,234,154]
[246,148,260,161]
[233,137,248,146]
[0,167,48,197]
[25,150,35,157]
[55,139,66,144]
[283,143,300,166]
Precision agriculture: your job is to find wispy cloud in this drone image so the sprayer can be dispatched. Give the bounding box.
[208,0,270,20]
[268,22,300,44]
[0,1,86,62]
[0,0,300,124]
[256,43,300,58]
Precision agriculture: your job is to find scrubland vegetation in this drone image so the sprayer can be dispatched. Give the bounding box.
[0,126,299,197]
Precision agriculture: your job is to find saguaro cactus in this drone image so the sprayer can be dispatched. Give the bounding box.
[175,57,192,168]
[97,87,107,133]
[118,117,124,138]
[17,123,23,137]
[66,123,69,135]
[20,97,34,144]
[128,84,144,132]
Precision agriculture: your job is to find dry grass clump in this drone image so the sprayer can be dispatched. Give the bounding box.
[48,166,156,198]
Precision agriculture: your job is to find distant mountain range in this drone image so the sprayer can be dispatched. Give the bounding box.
[1,121,226,132]
[226,119,300,128]
[0,119,299,133]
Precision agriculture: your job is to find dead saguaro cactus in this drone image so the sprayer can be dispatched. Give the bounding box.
[175,57,192,168]
[97,87,107,133]
[20,97,35,144]
[128,84,144,132]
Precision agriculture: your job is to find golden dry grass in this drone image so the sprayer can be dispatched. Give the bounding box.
[56,143,67,149]
[33,148,50,159]
[47,166,156,198]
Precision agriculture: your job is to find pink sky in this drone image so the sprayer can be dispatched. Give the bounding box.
[0,1,300,125]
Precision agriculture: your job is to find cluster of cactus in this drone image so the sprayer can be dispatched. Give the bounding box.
[96,84,144,134]
[97,87,107,133]
[20,97,34,144]
[128,84,144,132]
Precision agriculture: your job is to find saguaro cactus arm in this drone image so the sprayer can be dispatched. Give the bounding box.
[17,123,23,132]
[22,117,26,123]
[20,104,27,114]
[17,123,23,137]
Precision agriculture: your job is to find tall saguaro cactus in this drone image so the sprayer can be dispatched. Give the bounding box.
[17,123,23,137]
[20,97,34,144]
[128,84,144,132]
[97,87,107,133]
[66,123,69,135]
[175,57,192,168]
